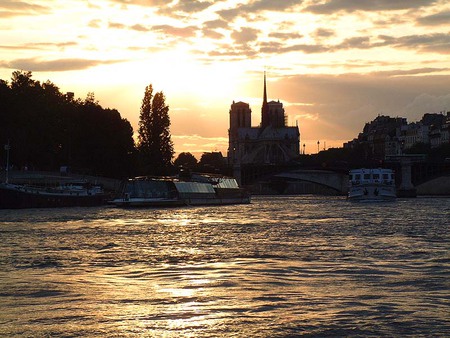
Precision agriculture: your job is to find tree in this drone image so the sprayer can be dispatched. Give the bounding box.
[198,151,227,174]
[137,84,174,175]
[174,152,198,169]
[0,70,136,177]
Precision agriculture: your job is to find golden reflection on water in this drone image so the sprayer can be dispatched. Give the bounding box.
[1,197,449,337]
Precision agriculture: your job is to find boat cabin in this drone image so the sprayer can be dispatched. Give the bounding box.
[349,168,395,186]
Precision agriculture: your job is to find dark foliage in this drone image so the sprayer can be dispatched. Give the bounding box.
[0,71,135,178]
[173,152,198,169]
[198,152,228,174]
[137,84,174,175]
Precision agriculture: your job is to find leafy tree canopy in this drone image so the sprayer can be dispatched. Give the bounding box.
[174,152,198,169]
[137,84,174,175]
[0,70,135,178]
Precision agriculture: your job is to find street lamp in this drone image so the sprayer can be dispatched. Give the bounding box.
[4,140,10,184]
[303,143,306,155]
[317,140,320,154]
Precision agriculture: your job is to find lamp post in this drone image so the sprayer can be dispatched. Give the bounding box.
[317,140,320,154]
[303,143,306,155]
[4,140,10,184]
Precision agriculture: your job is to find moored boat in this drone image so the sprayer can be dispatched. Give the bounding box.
[110,173,250,207]
[1,142,107,209]
[348,168,396,202]
[0,180,107,209]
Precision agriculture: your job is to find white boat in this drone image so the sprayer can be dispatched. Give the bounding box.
[348,168,396,202]
[110,173,250,207]
[0,180,106,209]
[0,142,107,208]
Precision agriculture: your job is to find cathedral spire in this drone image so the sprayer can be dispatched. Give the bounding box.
[261,71,269,128]
[263,71,268,106]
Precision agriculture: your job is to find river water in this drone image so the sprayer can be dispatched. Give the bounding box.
[0,196,449,337]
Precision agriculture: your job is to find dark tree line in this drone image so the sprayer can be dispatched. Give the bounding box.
[137,84,174,175]
[173,151,230,175]
[0,70,235,179]
[0,71,135,178]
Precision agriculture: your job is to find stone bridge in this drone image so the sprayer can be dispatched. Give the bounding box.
[272,169,348,194]
[242,168,349,195]
[244,157,450,196]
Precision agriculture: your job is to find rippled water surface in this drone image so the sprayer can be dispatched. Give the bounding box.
[0,196,449,337]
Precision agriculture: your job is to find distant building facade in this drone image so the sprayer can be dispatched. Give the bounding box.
[344,112,450,159]
[228,74,300,166]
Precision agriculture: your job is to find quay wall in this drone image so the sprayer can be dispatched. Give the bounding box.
[0,170,122,193]
[416,175,450,196]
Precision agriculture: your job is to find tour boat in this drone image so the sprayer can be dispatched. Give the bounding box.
[1,142,107,209]
[0,180,107,209]
[348,168,396,202]
[110,173,250,207]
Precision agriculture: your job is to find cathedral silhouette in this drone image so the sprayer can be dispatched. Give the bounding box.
[227,73,300,167]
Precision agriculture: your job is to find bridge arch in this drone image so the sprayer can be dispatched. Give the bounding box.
[272,170,348,194]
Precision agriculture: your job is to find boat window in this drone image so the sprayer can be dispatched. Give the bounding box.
[373,174,380,180]
[126,180,171,198]
[216,178,239,189]
[175,182,215,194]
[355,174,361,180]
[364,174,371,180]
[383,174,389,179]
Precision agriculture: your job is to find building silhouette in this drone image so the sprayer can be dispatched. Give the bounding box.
[227,73,300,167]
[344,112,450,159]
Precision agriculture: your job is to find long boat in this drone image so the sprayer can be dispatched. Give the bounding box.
[0,180,107,209]
[110,173,250,207]
[348,168,396,202]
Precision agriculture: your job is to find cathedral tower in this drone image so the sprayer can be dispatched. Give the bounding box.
[261,72,286,129]
[228,101,251,165]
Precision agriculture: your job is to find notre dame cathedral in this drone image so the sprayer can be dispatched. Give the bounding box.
[227,73,300,169]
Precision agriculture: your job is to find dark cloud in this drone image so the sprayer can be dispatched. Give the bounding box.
[231,27,260,45]
[271,71,450,138]
[152,25,198,38]
[108,22,127,29]
[203,19,229,29]
[218,0,302,21]
[305,0,438,14]
[154,0,219,17]
[313,28,335,38]
[208,45,258,59]
[259,41,284,53]
[0,42,78,51]
[269,32,303,40]
[0,0,50,17]
[260,43,329,54]
[323,32,450,54]
[0,0,48,11]
[220,29,450,58]
[107,0,170,7]
[377,33,450,54]
[217,7,244,21]
[202,29,224,39]
[241,0,303,11]
[417,10,450,26]
[108,20,196,37]
[369,67,450,77]
[130,24,149,32]
[338,36,372,49]
[167,0,215,14]
[108,22,150,32]
[201,20,228,40]
[0,58,124,72]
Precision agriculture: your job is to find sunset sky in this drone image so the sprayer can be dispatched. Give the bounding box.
[1,0,449,156]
